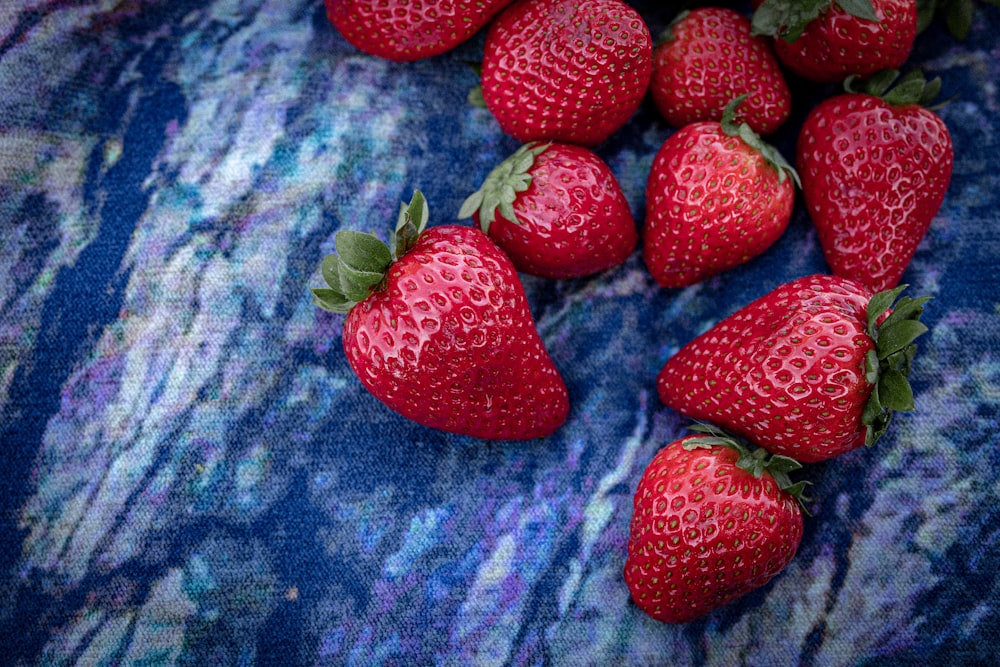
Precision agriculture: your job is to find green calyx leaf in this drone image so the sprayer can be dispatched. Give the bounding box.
[750,0,818,41]
[311,287,354,313]
[464,59,487,107]
[918,0,979,41]
[836,0,880,22]
[458,142,550,234]
[861,285,932,445]
[917,0,938,34]
[877,319,929,360]
[390,189,429,260]
[311,190,429,314]
[846,69,947,108]
[944,0,975,40]
[463,60,483,78]
[468,84,486,109]
[752,0,878,41]
[683,423,812,511]
[720,96,801,189]
[337,230,392,273]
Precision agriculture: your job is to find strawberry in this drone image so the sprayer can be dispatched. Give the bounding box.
[457,141,638,279]
[751,0,917,84]
[657,274,931,463]
[325,0,515,62]
[311,191,569,440]
[479,0,653,146]
[797,70,954,293]
[650,7,791,136]
[624,427,806,624]
[642,96,798,288]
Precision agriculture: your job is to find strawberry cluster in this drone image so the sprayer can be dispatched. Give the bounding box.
[316,0,954,625]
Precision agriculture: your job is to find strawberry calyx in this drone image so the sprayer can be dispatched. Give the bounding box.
[458,141,551,233]
[311,190,429,314]
[465,61,488,108]
[752,0,879,41]
[845,69,946,108]
[918,0,979,42]
[720,96,801,188]
[861,284,931,446]
[683,423,812,510]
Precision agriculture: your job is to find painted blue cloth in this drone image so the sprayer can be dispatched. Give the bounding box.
[2,1,998,665]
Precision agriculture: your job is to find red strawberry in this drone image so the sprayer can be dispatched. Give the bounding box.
[480,0,653,146]
[751,0,917,83]
[457,142,637,278]
[650,7,791,135]
[624,428,805,624]
[325,0,515,62]
[657,274,931,463]
[797,70,954,293]
[642,96,798,288]
[311,191,569,440]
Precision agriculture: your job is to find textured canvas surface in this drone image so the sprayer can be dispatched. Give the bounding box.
[1,1,998,665]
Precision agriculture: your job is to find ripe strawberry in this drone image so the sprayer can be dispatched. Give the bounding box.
[480,0,653,146]
[457,142,637,278]
[650,7,791,135]
[642,96,798,288]
[325,0,515,62]
[657,274,931,463]
[751,0,917,83]
[797,70,954,293]
[624,428,805,624]
[311,191,569,440]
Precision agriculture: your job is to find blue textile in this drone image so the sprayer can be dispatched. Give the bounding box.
[1,1,998,665]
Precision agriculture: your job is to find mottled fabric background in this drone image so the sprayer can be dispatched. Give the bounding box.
[1,1,998,665]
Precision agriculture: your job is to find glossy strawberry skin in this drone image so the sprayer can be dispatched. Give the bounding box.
[770,0,916,83]
[642,121,795,288]
[658,275,878,463]
[797,93,953,293]
[325,0,515,62]
[343,225,569,440]
[651,8,791,135]
[624,436,803,624]
[477,144,637,278]
[481,0,653,146]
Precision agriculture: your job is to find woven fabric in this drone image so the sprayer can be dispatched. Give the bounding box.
[1,1,998,665]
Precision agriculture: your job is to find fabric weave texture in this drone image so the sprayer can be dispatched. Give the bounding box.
[1,1,998,665]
